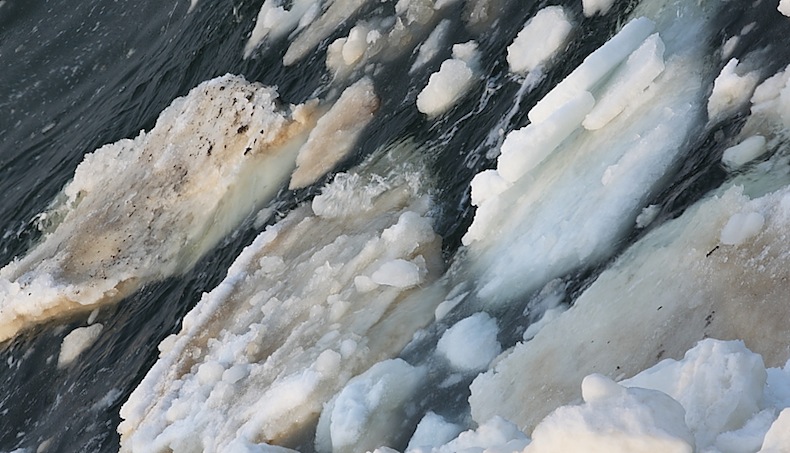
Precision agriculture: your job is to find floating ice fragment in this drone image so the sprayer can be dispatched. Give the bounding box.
[779,0,790,17]
[416,42,479,116]
[507,6,572,74]
[721,135,767,170]
[708,59,760,123]
[371,259,422,288]
[58,323,103,368]
[582,0,616,17]
[437,312,501,372]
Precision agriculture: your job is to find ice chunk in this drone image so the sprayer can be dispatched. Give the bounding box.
[410,20,451,74]
[417,42,479,116]
[58,323,103,368]
[496,90,595,184]
[582,0,616,17]
[244,0,318,58]
[583,33,665,130]
[528,17,656,124]
[119,165,444,451]
[507,6,572,74]
[371,259,422,288]
[469,169,509,206]
[526,374,694,453]
[708,58,760,123]
[0,75,317,342]
[432,416,530,453]
[437,313,501,372]
[290,78,379,189]
[779,0,790,17]
[623,339,767,448]
[315,359,425,453]
[721,135,767,170]
[720,211,765,245]
[635,204,660,228]
[406,412,463,452]
[760,408,790,452]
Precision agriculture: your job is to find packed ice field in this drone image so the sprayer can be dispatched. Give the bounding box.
[5,0,790,451]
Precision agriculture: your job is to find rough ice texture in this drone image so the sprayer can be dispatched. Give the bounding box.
[507,6,572,74]
[290,78,379,189]
[58,323,104,368]
[0,74,317,342]
[118,163,444,452]
[707,59,760,123]
[429,416,530,453]
[470,184,790,434]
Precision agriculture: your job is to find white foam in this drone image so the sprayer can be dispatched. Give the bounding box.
[507,6,572,74]
[0,75,317,342]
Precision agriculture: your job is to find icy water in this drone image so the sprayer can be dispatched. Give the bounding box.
[2,0,790,452]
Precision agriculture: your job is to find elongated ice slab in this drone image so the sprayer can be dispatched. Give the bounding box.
[0,74,317,342]
[118,161,444,452]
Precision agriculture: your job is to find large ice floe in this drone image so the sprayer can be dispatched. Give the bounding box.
[118,147,445,452]
[0,75,318,342]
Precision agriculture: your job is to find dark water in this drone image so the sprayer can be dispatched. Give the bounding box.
[1,0,790,451]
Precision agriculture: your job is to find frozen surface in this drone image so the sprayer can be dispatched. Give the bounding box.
[0,75,317,342]
[118,154,445,452]
[506,6,572,74]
